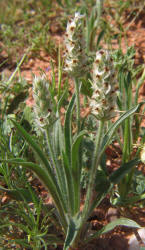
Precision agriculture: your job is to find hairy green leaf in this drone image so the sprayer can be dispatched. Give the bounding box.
[100,103,145,156]
[109,158,140,184]
[64,94,75,163]
[71,130,87,213]
[86,218,141,242]
[63,215,81,250]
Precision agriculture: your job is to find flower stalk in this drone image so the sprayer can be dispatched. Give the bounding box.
[64,12,89,132]
[81,120,104,222]
[74,78,81,132]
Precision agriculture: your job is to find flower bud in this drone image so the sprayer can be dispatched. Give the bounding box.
[33,75,55,129]
[90,50,117,120]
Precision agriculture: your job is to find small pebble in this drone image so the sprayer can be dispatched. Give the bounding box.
[128,228,145,250]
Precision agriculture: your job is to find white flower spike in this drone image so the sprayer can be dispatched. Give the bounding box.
[64,12,89,78]
[90,49,117,120]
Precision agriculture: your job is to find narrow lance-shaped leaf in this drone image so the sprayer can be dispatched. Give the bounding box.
[135,68,145,104]
[90,158,141,214]
[91,158,140,213]
[62,151,74,215]
[64,219,76,250]
[71,130,87,214]
[96,30,105,49]
[10,120,69,221]
[57,85,68,112]
[52,118,68,211]
[112,193,145,206]
[85,218,141,242]
[63,214,81,250]
[10,119,58,189]
[100,103,145,156]
[109,158,140,184]
[64,94,76,163]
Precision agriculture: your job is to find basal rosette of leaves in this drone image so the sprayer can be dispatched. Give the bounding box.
[33,76,56,129]
[90,49,118,120]
[64,12,89,78]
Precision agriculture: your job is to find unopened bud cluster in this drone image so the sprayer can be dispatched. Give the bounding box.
[90,50,117,120]
[33,76,55,129]
[64,12,89,78]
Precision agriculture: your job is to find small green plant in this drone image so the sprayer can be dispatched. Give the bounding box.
[1,12,144,250]
[0,190,63,249]
[108,47,145,207]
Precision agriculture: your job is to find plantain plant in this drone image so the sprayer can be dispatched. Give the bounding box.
[1,12,144,250]
[110,47,145,207]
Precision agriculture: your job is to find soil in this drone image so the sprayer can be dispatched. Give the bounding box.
[0,4,145,250]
